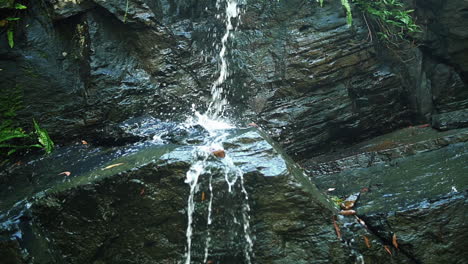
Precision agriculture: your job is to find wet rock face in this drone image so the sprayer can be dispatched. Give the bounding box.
[1,0,467,156]
[308,127,468,264]
[0,128,360,263]
[0,0,216,145]
[235,0,412,159]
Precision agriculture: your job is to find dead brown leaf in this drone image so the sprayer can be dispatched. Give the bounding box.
[340,200,355,210]
[201,192,206,201]
[355,215,368,229]
[332,216,341,240]
[363,235,371,248]
[140,188,145,196]
[81,140,88,145]
[211,149,226,158]
[102,163,124,170]
[59,171,71,176]
[392,233,398,249]
[339,210,356,216]
[384,245,392,256]
[247,122,258,127]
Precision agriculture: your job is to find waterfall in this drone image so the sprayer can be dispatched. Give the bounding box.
[183,0,253,263]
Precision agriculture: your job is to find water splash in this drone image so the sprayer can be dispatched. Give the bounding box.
[183,1,253,263]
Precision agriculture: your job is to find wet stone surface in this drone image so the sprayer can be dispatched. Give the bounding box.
[0,127,365,264]
[310,127,468,264]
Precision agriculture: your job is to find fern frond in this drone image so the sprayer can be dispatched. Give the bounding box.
[341,0,352,26]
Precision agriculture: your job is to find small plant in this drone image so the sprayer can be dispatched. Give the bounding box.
[0,0,27,48]
[353,0,421,44]
[0,86,54,161]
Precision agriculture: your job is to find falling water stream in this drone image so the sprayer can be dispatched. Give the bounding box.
[183,0,253,263]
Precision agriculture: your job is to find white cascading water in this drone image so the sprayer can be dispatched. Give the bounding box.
[183,0,253,263]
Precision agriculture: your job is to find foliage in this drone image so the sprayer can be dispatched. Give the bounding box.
[33,119,54,154]
[0,0,27,48]
[0,87,54,161]
[353,0,421,44]
[316,0,421,44]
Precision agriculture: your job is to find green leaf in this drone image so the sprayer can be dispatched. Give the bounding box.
[341,0,352,26]
[7,149,17,155]
[6,17,20,21]
[33,119,54,154]
[14,3,26,9]
[0,128,29,144]
[7,28,14,48]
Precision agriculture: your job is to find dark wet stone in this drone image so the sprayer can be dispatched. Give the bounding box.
[432,109,468,131]
[311,127,468,263]
[0,128,358,263]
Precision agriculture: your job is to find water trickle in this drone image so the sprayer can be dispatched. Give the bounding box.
[183,0,253,263]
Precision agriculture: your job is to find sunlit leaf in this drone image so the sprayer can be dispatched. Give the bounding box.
[7,28,14,48]
[201,191,206,201]
[59,171,71,176]
[34,119,54,154]
[102,163,125,170]
[339,210,356,216]
[14,3,27,9]
[392,233,399,249]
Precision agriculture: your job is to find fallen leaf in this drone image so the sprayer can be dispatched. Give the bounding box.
[81,140,88,145]
[384,245,392,256]
[340,192,360,210]
[360,187,369,193]
[363,235,371,248]
[418,124,430,128]
[14,161,22,166]
[332,216,341,240]
[392,233,398,249]
[201,192,206,201]
[211,149,226,158]
[327,188,336,192]
[102,163,124,170]
[59,171,71,176]
[355,216,368,228]
[140,188,145,196]
[339,210,356,216]
[207,261,214,264]
[340,200,355,210]
[247,122,258,127]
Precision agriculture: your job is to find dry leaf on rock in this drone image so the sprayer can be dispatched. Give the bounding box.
[332,216,341,240]
[211,149,226,158]
[102,163,124,170]
[339,210,356,216]
[392,233,398,249]
[363,235,371,248]
[384,245,392,256]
